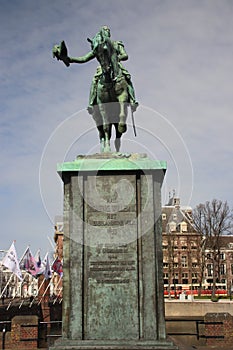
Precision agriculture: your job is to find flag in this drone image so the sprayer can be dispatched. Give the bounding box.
[39,253,52,280]
[20,247,39,276]
[52,257,63,277]
[2,242,22,281]
[34,250,42,269]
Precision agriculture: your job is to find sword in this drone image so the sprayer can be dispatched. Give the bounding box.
[131,108,137,137]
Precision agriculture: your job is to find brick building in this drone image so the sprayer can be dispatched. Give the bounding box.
[50,198,233,297]
[162,197,202,295]
[205,236,233,295]
[162,196,233,296]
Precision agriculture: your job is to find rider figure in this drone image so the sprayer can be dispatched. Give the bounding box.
[68,26,138,114]
[89,26,120,80]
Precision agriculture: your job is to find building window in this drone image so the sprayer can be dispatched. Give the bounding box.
[162,213,166,220]
[220,264,225,275]
[180,222,188,232]
[220,253,225,260]
[207,264,213,277]
[206,253,211,259]
[163,263,168,268]
[181,256,187,267]
[182,273,188,278]
[169,222,176,232]
[231,264,233,275]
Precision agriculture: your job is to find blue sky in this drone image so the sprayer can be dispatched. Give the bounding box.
[1,0,233,256]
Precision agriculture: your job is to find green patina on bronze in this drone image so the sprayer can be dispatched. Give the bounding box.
[53,26,138,153]
[57,154,167,174]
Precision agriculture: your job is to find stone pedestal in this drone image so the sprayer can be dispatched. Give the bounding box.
[50,154,177,350]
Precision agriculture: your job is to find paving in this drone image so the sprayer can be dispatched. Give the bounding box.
[5,343,233,350]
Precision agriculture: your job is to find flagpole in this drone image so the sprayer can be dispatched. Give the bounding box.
[5,249,32,310]
[0,245,29,299]
[28,252,55,307]
[18,272,37,309]
[29,251,53,307]
[52,275,62,304]
[29,277,46,307]
[15,247,40,308]
[6,272,30,310]
[0,273,14,299]
[38,279,52,305]
[37,252,55,305]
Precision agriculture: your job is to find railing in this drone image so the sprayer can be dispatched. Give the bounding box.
[39,320,62,347]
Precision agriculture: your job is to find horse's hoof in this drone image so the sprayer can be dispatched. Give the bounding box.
[118,123,127,134]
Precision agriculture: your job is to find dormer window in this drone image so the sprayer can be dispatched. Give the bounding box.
[169,221,176,232]
[180,221,187,232]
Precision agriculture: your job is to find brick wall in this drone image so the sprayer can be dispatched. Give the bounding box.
[205,312,233,346]
[6,315,38,349]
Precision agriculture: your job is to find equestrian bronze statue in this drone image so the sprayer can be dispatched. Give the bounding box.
[53,26,138,152]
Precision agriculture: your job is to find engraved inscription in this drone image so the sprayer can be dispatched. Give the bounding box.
[89,245,136,284]
[85,175,137,285]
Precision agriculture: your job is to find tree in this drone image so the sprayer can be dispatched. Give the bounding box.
[192,199,233,301]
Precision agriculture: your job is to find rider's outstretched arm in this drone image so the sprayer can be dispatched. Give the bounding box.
[69,51,95,63]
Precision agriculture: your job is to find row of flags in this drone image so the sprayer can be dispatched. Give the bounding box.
[1,242,63,281]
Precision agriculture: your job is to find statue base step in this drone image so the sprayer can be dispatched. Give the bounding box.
[50,338,178,350]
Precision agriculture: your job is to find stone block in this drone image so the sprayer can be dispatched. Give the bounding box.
[51,154,177,350]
